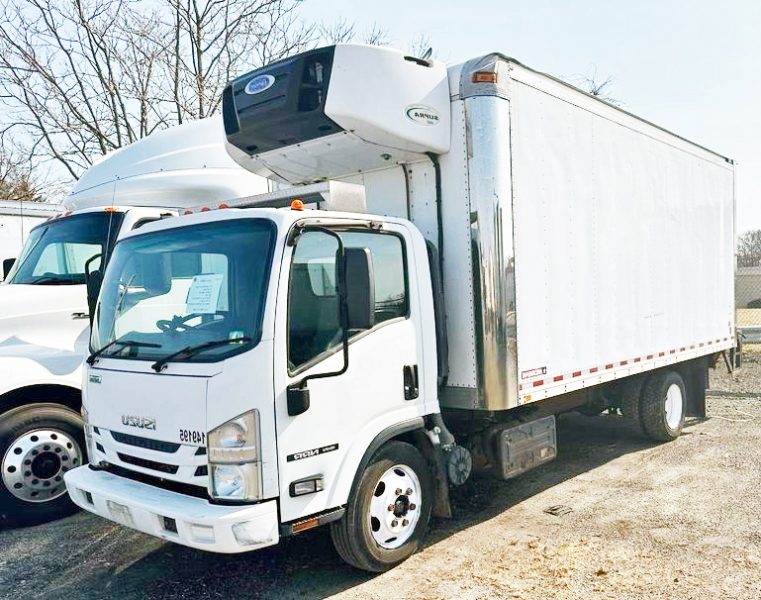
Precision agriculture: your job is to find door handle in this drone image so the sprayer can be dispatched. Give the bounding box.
[403,365,419,400]
[71,312,88,320]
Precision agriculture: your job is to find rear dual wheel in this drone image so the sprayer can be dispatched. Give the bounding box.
[331,441,433,572]
[623,370,686,442]
[0,404,85,525]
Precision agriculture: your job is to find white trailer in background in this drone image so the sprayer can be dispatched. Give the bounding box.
[0,116,268,524]
[66,45,735,572]
[0,201,60,278]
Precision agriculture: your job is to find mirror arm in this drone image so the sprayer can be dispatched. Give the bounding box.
[84,253,104,327]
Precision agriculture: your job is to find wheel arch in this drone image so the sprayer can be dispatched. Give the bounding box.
[0,384,82,416]
[347,416,451,519]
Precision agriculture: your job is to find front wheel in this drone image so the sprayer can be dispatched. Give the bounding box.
[331,441,433,572]
[0,403,85,525]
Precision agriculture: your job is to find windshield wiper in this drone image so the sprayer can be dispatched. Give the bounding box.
[28,275,81,285]
[87,338,162,365]
[151,337,252,373]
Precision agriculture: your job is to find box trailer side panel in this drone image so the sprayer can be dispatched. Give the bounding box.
[509,65,735,404]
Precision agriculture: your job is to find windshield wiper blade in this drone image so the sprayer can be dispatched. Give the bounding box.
[87,338,161,365]
[151,337,252,373]
[29,276,79,285]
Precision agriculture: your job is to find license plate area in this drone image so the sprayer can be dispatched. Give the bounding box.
[106,500,134,526]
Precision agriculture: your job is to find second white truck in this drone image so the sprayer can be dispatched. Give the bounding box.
[66,45,735,571]
[0,116,268,524]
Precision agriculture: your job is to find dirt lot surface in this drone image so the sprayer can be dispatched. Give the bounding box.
[2,359,761,600]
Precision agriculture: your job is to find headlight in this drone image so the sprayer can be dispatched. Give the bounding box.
[208,410,262,501]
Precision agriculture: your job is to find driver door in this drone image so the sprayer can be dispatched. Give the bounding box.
[273,223,426,523]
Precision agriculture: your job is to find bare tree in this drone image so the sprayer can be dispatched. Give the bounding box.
[571,66,622,106]
[165,0,313,121]
[0,145,39,201]
[738,230,761,268]
[408,34,433,59]
[0,0,313,181]
[318,18,389,46]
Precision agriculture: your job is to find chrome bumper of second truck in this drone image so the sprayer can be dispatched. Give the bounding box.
[64,466,279,553]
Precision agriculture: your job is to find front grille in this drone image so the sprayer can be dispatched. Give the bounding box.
[117,453,178,474]
[111,431,180,453]
[96,464,209,500]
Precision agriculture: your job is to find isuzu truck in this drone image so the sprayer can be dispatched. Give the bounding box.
[0,116,267,524]
[65,45,735,572]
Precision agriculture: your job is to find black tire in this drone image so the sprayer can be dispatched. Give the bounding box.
[0,403,85,526]
[620,376,645,428]
[331,441,433,572]
[639,370,686,442]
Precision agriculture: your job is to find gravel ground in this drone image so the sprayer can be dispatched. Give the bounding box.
[1,359,760,600]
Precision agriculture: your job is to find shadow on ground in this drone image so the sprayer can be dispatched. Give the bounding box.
[5,412,685,600]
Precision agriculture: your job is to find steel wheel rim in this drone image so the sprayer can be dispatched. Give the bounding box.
[368,464,422,549]
[664,383,684,429]
[2,429,82,503]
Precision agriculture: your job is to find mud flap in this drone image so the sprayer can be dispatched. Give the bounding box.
[682,358,708,419]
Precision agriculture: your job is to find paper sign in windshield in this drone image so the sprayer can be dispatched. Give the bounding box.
[186,274,224,314]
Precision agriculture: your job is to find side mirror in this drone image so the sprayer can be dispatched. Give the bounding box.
[344,247,375,330]
[85,253,104,325]
[2,258,15,280]
[85,269,103,325]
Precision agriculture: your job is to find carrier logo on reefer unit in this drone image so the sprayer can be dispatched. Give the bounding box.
[405,105,441,126]
[244,74,275,95]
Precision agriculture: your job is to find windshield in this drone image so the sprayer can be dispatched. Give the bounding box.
[90,218,275,363]
[10,211,124,285]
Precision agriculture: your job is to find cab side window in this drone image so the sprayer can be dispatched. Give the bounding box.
[287,231,341,370]
[287,229,408,372]
[342,232,407,324]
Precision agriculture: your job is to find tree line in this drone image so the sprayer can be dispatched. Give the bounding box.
[0,0,406,200]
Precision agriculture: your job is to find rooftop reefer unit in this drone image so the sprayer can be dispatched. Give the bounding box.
[222,45,735,411]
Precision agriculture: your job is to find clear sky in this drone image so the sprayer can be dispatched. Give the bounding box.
[301,0,761,233]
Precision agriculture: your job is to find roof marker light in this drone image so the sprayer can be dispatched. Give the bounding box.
[290,199,305,211]
[218,203,230,209]
[200,207,210,212]
[473,72,497,84]
[183,210,193,215]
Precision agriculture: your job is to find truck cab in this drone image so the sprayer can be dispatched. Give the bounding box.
[70,202,437,567]
[0,116,268,524]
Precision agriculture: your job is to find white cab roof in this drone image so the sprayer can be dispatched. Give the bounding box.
[66,116,270,211]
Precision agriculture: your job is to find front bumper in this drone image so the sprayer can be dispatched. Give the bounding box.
[64,466,279,553]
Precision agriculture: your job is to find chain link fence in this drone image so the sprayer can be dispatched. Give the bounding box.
[736,265,761,344]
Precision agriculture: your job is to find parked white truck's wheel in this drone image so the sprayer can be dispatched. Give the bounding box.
[639,370,686,442]
[0,403,85,525]
[331,441,433,572]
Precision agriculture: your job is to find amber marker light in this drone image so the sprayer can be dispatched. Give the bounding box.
[472,72,498,83]
[290,199,305,211]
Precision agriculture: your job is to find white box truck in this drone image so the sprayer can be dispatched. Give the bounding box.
[0,201,60,277]
[0,116,268,524]
[65,45,735,572]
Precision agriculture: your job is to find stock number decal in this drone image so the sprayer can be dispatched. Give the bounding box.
[179,429,206,445]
